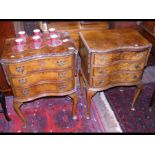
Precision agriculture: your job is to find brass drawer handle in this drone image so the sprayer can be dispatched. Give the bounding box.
[19,78,27,83]
[22,89,29,95]
[57,60,65,66]
[58,72,66,78]
[133,75,137,79]
[98,80,104,85]
[98,69,103,74]
[100,57,105,61]
[138,53,144,57]
[16,66,24,73]
[135,64,140,69]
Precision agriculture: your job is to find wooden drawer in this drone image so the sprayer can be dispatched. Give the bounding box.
[94,51,148,65]
[92,71,142,87]
[13,80,75,98]
[93,61,145,76]
[11,69,74,87]
[8,55,74,76]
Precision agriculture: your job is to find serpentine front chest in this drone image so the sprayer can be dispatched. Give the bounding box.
[78,29,152,118]
[0,35,78,125]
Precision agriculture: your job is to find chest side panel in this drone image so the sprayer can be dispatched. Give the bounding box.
[79,37,90,84]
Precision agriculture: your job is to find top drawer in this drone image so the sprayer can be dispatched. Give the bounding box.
[93,50,148,65]
[8,55,74,76]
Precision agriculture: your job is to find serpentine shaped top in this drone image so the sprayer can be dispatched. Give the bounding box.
[79,29,152,53]
[0,35,77,63]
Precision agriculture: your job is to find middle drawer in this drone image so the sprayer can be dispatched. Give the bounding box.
[93,61,145,76]
[10,69,73,87]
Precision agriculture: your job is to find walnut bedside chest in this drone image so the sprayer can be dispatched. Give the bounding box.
[79,29,152,118]
[0,36,78,125]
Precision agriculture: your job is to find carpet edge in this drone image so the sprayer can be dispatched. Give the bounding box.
[99,92,122,133]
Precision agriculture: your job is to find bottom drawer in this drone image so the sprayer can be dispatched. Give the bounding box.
[92,71,142,88]
[13,80,75,98]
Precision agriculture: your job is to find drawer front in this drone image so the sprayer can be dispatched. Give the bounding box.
[94,51,148,65]
[93,61,145,76]
[92,71,142,88]
[11,69,73,87]
[13,80,75,98]
[8,55,74,76]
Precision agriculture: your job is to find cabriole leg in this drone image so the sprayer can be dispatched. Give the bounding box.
[131,83,143,111]
[13,100,27,126]
[86,89,96,119]
[69,92,78,120]
[79,70,83,96]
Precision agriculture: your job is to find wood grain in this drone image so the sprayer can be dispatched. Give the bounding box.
[79,29,151,117]
[1,34,78,124]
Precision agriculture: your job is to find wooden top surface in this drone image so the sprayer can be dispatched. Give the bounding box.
[79,29,152,52]
[0,36,77,63]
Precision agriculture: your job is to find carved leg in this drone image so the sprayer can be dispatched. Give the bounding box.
[86,89,96,119]
[0,92,11,121]
[69,92,78,120]
[79,70,83,96]
[131,83,143,111]
[13,100,27,126]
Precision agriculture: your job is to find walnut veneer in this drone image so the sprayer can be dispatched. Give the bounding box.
[0,35,78,125]
[79,29,152,118]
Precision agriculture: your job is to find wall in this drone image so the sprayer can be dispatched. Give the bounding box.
[0,21,15,95]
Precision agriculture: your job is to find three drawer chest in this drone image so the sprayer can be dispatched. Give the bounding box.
[79,29,152,118]
[0,36,78,125]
